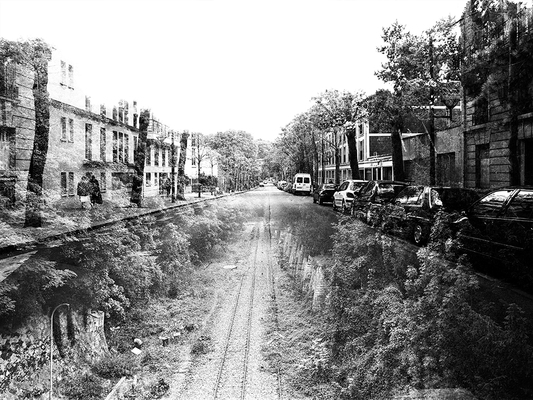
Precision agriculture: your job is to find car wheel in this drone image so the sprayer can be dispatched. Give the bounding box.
[413,224,426,246]
[333,200,338,211]
[318,197,323,205]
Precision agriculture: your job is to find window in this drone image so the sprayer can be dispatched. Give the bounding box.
[68,172,74,196]
[119,132,124,163]
[522,139,533,186]
[100,172,107,192]
[124,134,129,164]
[60,61,67,86]
[162,149,166,167]
[113,131,118,162]
[471,190,514,217]
[437,152,456,186]
[472,97,489,126]
[0,60,18,99]
[85,123,92,160]
[475,144,490,189]
[68,64,74,88]
[0,127,15,171]
[100,128,106,161]
[69,118,74,142]
[60,172,75,196]
[304,177,310,183]
[60,172,67,196]
[154,147,160,166]
[191,148,196,165]
[60,117,67,141]
[133,136,138,161]
[146,146,152,166]
[145,172,152,186]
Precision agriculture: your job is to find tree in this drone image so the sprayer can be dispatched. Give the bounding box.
[376,19,461,184]
[1,39,53,227]
[176,130,190,200]
[209,130,257,191]
[366,89,407,182]
[190,132,212,198]
[312,90,367,182]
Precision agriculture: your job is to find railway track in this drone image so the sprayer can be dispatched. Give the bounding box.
[212,224,260,400]
[264,192,283,400]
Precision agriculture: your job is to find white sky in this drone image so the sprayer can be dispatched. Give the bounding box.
[0,0,467,142]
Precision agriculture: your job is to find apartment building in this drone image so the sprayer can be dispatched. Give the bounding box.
[1,42,184,207]
[318,122,395,184]
[461,0,533,188]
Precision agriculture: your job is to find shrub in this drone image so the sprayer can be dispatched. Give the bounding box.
[92,353,139,379]
[328,217,533,399]
[61,372,106,400]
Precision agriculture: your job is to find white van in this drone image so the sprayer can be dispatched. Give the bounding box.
[292,173,312,195]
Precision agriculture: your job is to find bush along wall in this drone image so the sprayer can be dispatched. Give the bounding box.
[274,213,533,400]
[0,201,246,398]
[327,217,533,400]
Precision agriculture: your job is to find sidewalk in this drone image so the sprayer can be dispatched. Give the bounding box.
[0,190,228,256]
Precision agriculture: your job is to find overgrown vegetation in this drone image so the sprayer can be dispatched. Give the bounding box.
[0,200,247,396]
[301,216,533,399]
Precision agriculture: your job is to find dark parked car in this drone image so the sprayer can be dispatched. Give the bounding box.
[312,183,337,205]
[386,186,480,245]
[351,180,409,221]
[456,187,533,254]
[454,187,533,289]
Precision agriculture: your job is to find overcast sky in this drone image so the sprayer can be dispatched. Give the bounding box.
[0,0,467,142]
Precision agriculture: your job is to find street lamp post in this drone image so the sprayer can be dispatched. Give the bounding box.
[50,303,69,400]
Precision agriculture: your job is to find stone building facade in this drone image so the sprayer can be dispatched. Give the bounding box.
[1,44,189,207]
[461,0,533,188]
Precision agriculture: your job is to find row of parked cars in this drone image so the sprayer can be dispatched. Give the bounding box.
[312,180,533,258]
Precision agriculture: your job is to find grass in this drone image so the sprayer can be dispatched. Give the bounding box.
[262,271,338,400]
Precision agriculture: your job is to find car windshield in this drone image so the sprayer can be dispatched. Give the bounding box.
[396,186,424,205]
[323,184,336,190]
[471,189,514,216]
[349,182,366,191]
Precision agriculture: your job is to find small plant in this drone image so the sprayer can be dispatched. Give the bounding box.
[191,335,211,355]
[61,372,106,400]
[92,353,138,379]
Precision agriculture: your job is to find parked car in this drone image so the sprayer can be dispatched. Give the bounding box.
[385,186,480,245]
[455,187,533,254]
[292,173,313,195]
[332,180,368,213]
[351,180,409,221]
[312,183,337,205]
[454,187,533,289]
[283,182,293,193]
[277,180,287,190]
